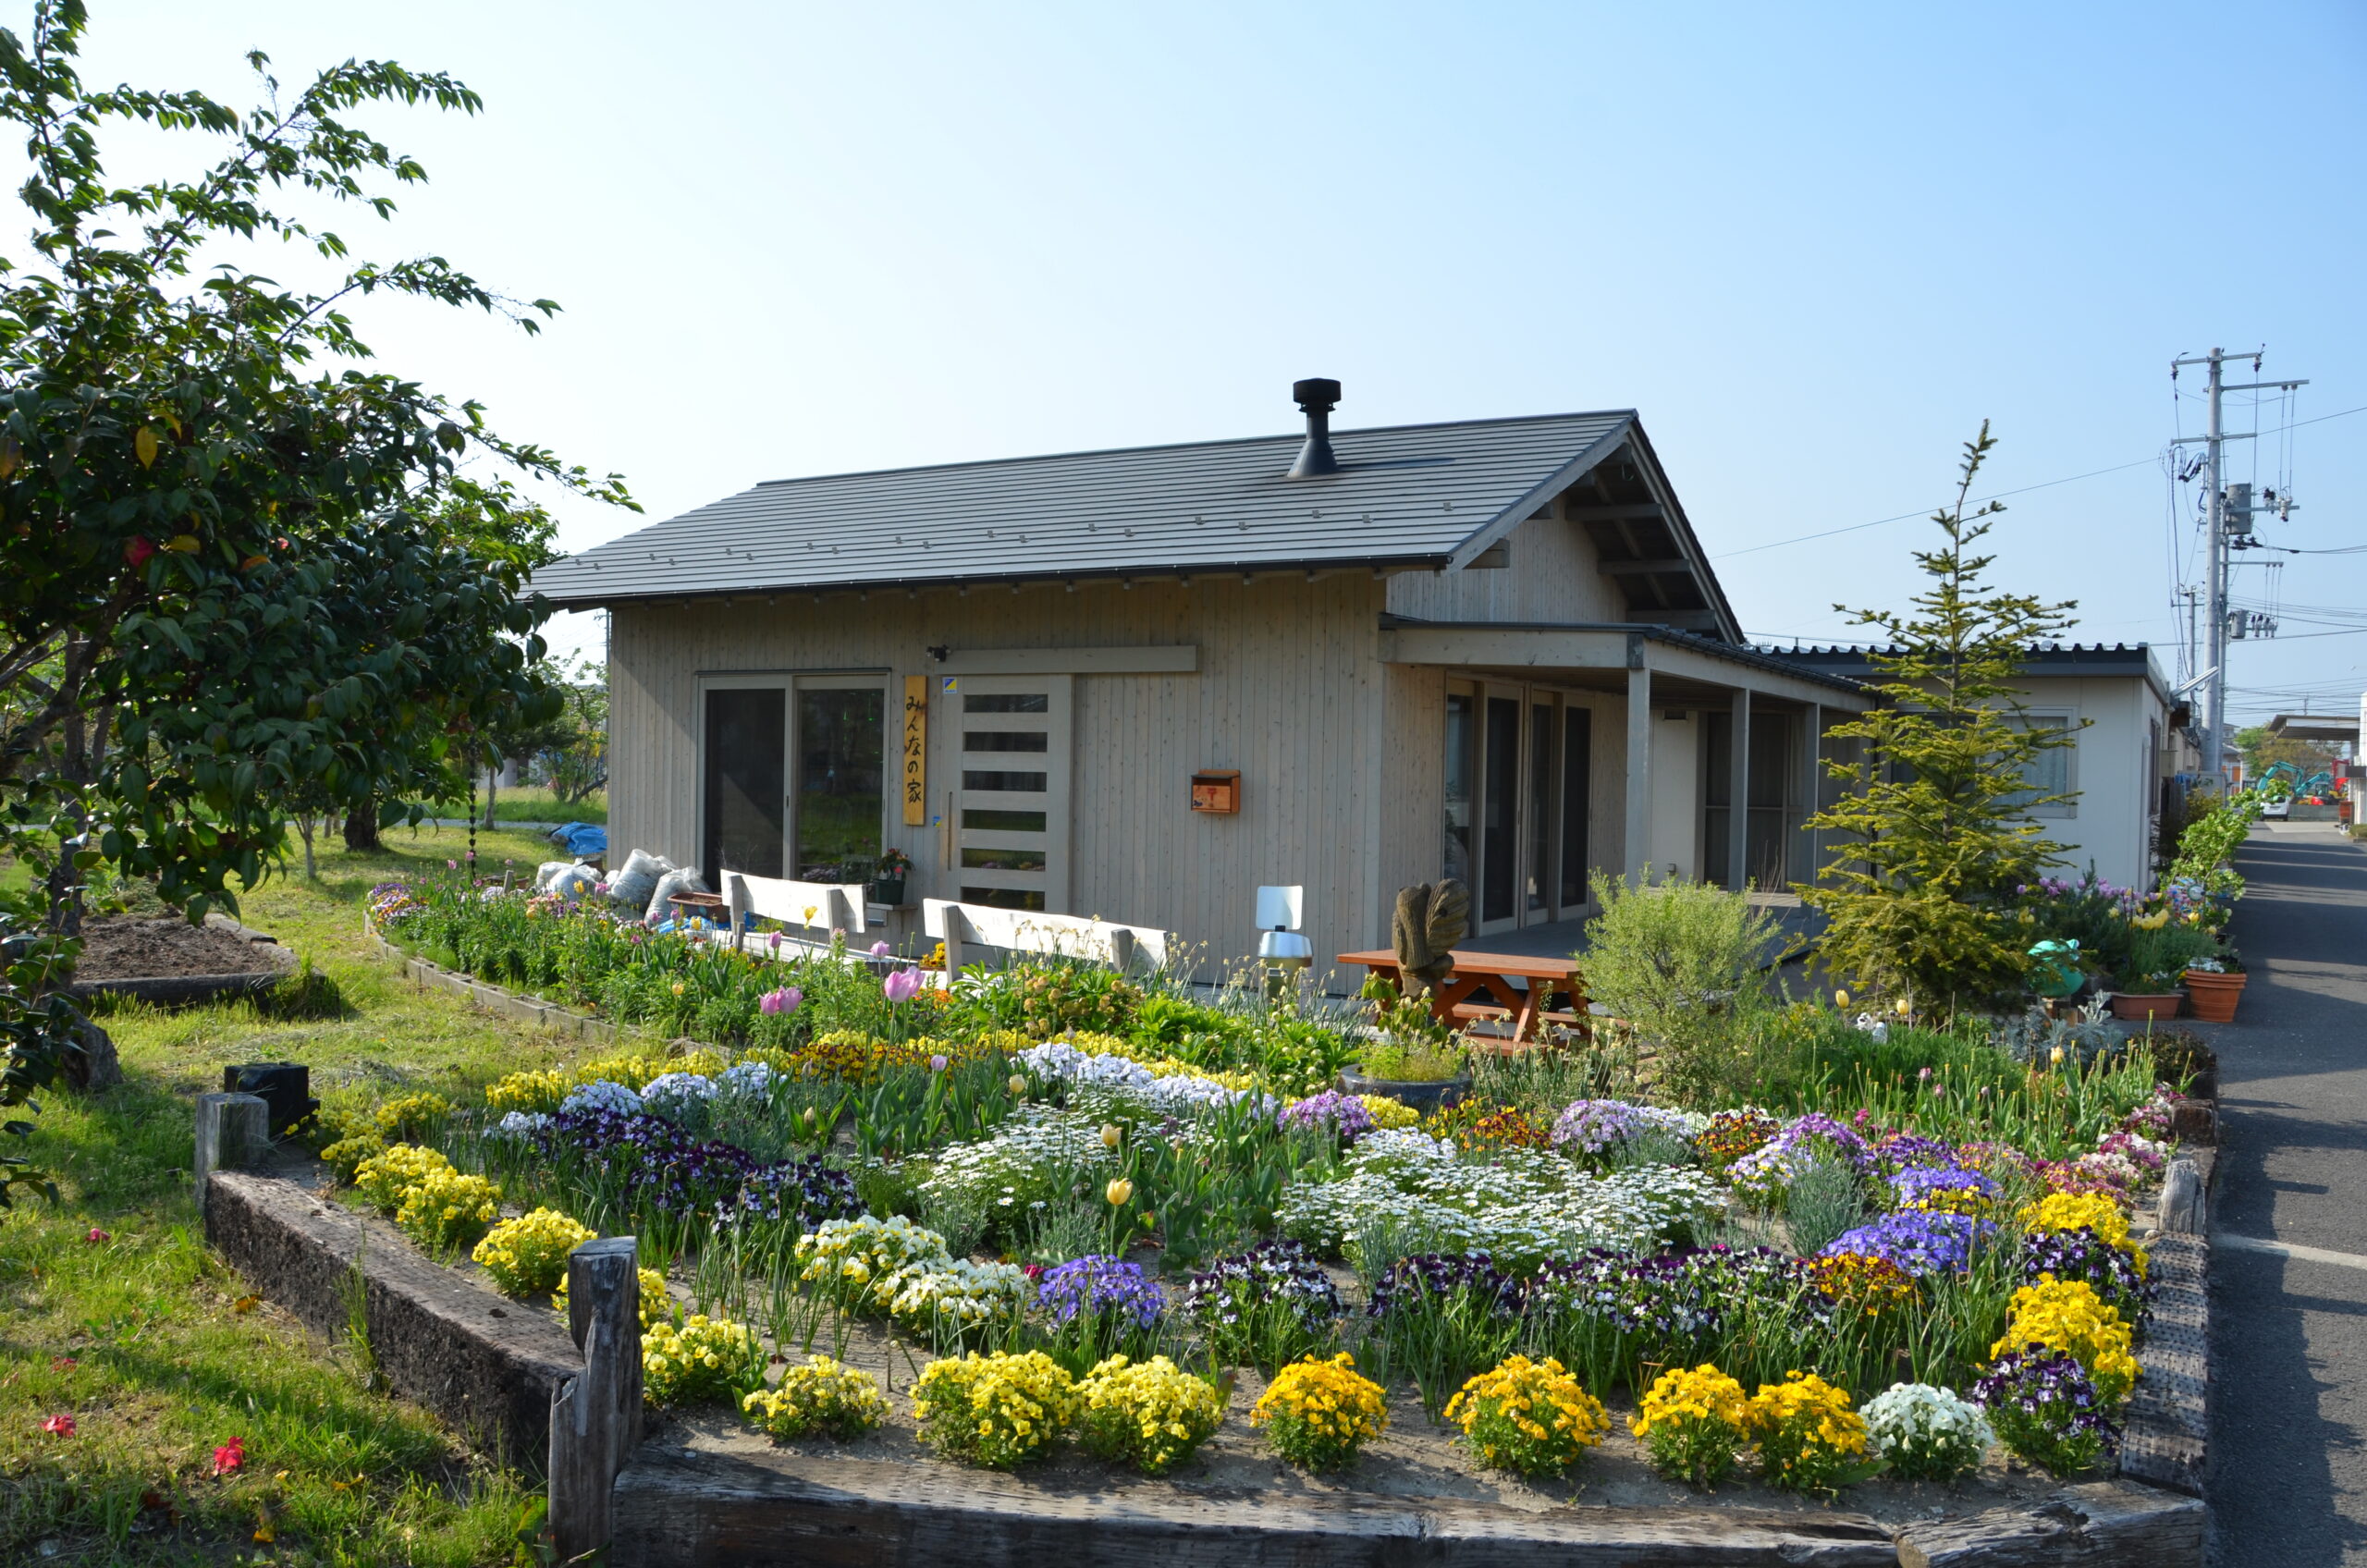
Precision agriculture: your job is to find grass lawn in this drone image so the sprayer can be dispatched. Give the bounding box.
[1,826,597,1566]
[474,787,605,827]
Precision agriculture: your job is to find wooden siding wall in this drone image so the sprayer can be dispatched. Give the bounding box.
[607,577,1399,974]
[1383,503,1624,623]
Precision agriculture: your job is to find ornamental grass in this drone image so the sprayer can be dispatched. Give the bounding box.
[1075,1354,1225,1475]
[471,1207,596,1296]
[1743,1371,1873,1498]
[643,1314,765,1408]
[1630,1364,1750,1488]
[742,1355,888,1440]
[1444,1354,1610,1476]
[1251,1353,1389,1472]
[912,1350,1080,1469]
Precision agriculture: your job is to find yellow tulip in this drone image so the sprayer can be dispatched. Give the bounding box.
[1106,1178,1134,1207]
[1007,1074,1028,1096]
[1100,1123,1122,1149]
[1834,989,1850,1009]
[1894,996,1911,1017]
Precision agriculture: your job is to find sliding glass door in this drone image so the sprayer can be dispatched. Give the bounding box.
[1446,680,1594,936]
[701,675,889,885]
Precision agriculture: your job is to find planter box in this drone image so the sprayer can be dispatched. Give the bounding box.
[2182,971,2246,1023]
[2109,991,2184,1023]
[1338,1069,1470,1117]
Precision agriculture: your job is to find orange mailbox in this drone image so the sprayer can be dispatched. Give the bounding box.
[1190,769,1241,814]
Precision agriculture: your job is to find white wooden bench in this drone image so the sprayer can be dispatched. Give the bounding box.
[923,899,1170,977]
[722,872,870,951]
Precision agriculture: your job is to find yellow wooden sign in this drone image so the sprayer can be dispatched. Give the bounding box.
[901,675,928,826]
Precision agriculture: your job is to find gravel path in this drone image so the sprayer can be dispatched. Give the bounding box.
[2207,820,2367,1564]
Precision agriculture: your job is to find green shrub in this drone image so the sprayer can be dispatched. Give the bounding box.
[1579,873,1779,1106]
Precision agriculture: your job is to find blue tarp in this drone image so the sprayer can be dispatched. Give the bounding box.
[549,822,608,858]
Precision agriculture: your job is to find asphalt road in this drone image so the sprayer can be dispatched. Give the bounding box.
[2207,821,2367,1565]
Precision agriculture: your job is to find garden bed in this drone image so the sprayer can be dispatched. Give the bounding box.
[68,912,298,1003]
[314,867,2233,1564]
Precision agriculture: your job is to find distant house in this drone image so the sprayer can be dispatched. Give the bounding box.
[1768,643,2183,893]
[527,383,1870,969]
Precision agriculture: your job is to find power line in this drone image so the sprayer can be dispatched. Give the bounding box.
[1713,400,2367,562]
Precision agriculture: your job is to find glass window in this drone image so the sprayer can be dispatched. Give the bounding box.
[795,687,884,880]
[963,808,1048,832]
[962,885,1047,911]
[963,692,1048,713]
[963,730,1049,753]
[1482,696,1520,922]
[1527,703,1554,913]
[963,769,1048,792]
[704,688,785,878]
[1444,693,1475,885]
[2005,715,2077,817]
[961,847,1048,871]
[1560,707,1591,906]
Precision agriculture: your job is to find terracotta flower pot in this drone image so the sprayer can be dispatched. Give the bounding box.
[2183,970,2246,1023]
[2109,991,2183,1023]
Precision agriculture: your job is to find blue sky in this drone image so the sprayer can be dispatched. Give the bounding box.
[48,1,2367,724]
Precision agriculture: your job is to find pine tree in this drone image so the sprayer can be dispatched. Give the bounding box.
[1802,423,2079,1013]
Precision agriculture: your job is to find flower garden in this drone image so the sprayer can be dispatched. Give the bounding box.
[320,834,2238,1523]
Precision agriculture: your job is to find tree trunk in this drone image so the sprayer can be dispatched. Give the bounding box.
[483,762,500,828]
[297,814,317,878]
[342,803,382,853]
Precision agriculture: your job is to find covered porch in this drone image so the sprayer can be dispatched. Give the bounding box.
[1380,618,1870,944]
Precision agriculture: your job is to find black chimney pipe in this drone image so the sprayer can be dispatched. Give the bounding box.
[1287,378,1342,479]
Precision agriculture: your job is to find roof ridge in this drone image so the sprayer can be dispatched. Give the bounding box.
[748,409,1640,490]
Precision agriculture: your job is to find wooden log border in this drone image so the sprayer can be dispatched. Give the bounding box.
[370,930,643,1047]
[202,1170,581,1467]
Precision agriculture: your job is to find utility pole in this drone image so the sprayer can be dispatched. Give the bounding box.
[2170,347,2308,791]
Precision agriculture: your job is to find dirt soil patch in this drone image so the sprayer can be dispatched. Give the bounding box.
[76,915,283,979]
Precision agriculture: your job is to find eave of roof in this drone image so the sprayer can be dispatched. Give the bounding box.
[1385,616,1870,693]
[1766,643,2171,704]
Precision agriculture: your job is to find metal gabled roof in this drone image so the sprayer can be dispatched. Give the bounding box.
[527,410,1640,609]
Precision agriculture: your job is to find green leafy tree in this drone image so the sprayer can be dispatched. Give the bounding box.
[541,655,609,808]
[0,1,634,932]
[1800,424,2079,1013]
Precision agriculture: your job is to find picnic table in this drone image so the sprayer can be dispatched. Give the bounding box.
[1335,948,1588,1043]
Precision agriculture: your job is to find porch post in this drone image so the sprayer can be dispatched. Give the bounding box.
[1624,661,1653,886]
[1797,701,1823,888]
[1726,688,1751,891]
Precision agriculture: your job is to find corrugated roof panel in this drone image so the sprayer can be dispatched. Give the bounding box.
[529,410,1635,606]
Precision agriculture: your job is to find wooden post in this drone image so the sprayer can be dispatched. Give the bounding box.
[1726,688,1751,892]
[549,1236,642,1561]
[1624,662,1653,886]
[1797,701,1823,886]
[2158,1158,2205,1235]
[194,1092,269,1214]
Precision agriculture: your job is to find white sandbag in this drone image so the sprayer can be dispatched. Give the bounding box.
[607,848,674,913]
[533,860,573,892]
[547,863,602,902]
[644,866,710,924]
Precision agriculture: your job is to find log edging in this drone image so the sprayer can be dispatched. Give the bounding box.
[369,931,640,1047]
[2119,1140,2214,1499]
[203,1169,581,1466]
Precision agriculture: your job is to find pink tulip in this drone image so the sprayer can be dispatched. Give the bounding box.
[870,941,892,959]
[760,986,803,1015]
[928,1054,949,1072]
[883,967,922,1004]
[767,932,783,951]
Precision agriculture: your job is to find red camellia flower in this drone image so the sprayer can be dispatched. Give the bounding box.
[213,1436,246,1476]
[85,1227,109,1243]
[124,535,156,567]
[42,1415,76,1437]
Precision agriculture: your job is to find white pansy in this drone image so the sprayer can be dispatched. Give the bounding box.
[558,1078,644,1117]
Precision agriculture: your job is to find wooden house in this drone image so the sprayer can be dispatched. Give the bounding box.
[527,383,1871,969]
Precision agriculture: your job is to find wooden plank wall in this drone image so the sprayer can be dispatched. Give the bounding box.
[607,577,1399,975]
[1383,505,1625,623]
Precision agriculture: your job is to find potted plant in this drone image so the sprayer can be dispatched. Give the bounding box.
[2182,952,2246,1023]
[870,848,913,906]
[2108,973,2184,1023]
[1339,986,1469,1114]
